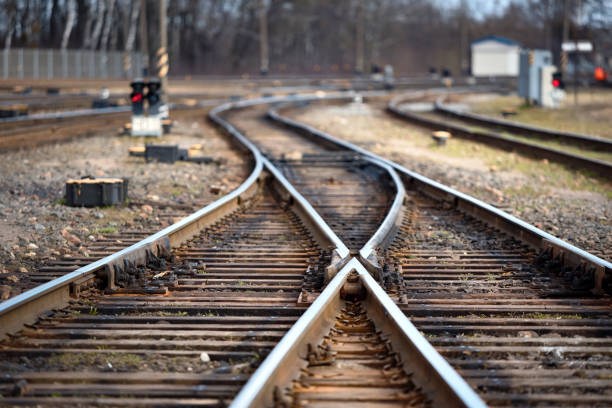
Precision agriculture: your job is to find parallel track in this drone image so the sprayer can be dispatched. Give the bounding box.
[387,95,612,180]
[434,97,612,152]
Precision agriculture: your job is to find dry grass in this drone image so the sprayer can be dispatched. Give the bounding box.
[469,90,612,139]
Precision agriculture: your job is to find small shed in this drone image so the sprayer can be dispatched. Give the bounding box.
[471,36,520,77]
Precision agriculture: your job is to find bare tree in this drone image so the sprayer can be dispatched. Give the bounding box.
[100,0,116,51]
[60,0,77,49]
[89,0,107,49]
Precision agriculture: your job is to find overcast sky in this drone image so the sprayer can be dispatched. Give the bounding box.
[438,0,514,19]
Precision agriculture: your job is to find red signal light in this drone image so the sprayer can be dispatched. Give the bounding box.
[594,67,606,81]
[131,93,143,103]
[552,79,560,88]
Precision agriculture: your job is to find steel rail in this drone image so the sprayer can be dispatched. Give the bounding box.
[359,156,405,268]
[0,106,131,124]
[0,93,360,338]
[231,257,487,408]
[268,100,612,293]
[435,96,612,152]
[387,95,612,180]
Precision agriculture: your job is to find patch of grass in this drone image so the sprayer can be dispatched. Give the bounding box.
[52,197,66,206]
[156,310,188,317]
[503,184,543,199]
[524,313,583,320]
[470,92,612,139]
[89,306,98,315]
[93,226,117,234]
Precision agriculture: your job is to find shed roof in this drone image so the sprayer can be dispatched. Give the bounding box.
[471,36,519,46]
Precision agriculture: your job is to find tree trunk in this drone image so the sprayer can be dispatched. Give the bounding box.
[100,0,116,51]
[259,0,269,75]
[90,0,107,49]
[125,1,140,52]
[61,0,77,49]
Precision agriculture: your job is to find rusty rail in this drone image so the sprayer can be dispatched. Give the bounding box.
[232,257,487,408]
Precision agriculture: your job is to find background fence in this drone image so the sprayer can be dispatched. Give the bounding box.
[2,49,144,80]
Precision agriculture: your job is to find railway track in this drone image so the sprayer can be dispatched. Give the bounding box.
[434,97,612,152]
[1,92,610,406]
[221,105,394,254]
[0,94,481,406]
[265,97,612,407]
[0,104,215,152]
[387,94,612,180]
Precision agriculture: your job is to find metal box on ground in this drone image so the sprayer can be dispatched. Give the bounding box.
[65,178,128,207]
[145,144,187,163]
[539,65,557,108]
[518,50,552,104]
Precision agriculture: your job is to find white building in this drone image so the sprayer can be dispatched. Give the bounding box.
[471,36,520,77]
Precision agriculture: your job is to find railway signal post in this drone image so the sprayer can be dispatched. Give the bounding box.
[130,78,163,137]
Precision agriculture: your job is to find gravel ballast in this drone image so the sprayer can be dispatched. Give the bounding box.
[0,115,249,299]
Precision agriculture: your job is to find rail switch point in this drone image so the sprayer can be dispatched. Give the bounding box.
[65,177,128,207]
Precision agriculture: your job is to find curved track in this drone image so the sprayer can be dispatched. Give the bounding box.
[1,92,611,407]
[222,105,394,253]
[0,94,481,407]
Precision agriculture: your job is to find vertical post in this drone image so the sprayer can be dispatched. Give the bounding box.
[48,49,53,79]
[3,48,8,79]
[18,48,24,79]
[259,0,269,75]
[140,0,149,76]
[459,0,469,76]
[101,51,107,78]
[33,49,39,79]
[355,0,364,75]
[62,49,68,78]
[562,0,569,77]
[90,51,95,78]
[573,52,578,105]
[157,0,168,103]
[76,50,81,78]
